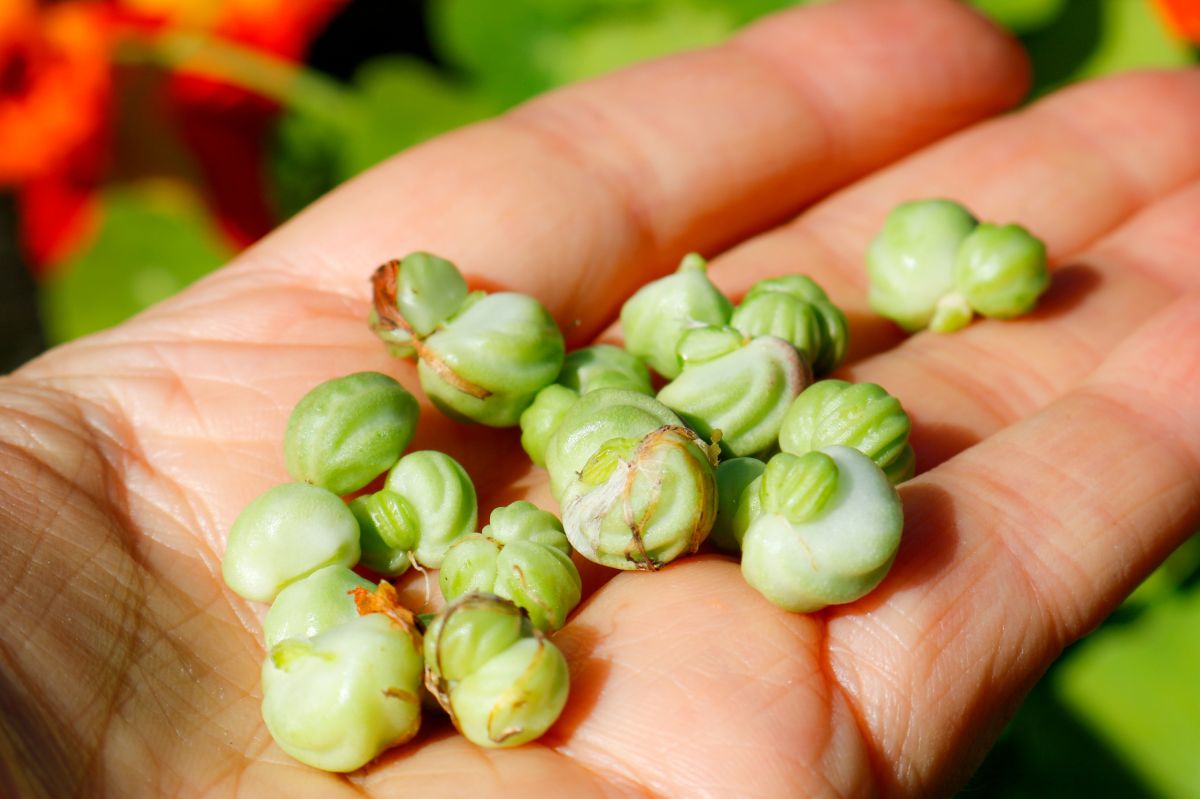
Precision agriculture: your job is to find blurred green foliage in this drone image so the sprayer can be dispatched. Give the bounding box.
[41,184,231,342]
[31,4,1200,794]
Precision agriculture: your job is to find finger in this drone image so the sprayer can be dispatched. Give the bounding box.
[549,559,874,798]
[700,69,1200,358]
[233,0,1026,337]
[828,291,1200,797]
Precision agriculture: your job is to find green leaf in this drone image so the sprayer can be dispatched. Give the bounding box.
[40,184,231,343]
[1021,0,1196,98]
[970,0,1067,34]
[537,2,736,85]
[340,56,496,177]
[1057,581,1200,798]
[430,0,562,104]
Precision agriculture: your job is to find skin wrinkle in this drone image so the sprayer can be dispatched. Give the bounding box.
[0,411,142,799]
[723,35,838,184]
[502,105,662,263]
[888,347,1018,430]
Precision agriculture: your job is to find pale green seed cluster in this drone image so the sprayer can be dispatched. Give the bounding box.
[867,198,1050,333]
[221,212,1053,771]
[222,371,577,771]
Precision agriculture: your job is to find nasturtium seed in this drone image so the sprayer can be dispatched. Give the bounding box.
[349,488,419,576]
[262,565,373,649]
[222,483,360,603]
[558,344,653,396]
[953,222,1049,319]
[424,594,569,749]
[619,252,733,379]
[866,198,977,333]
[710,456,766,553]
[779,380,913,485]
[441,501,580,631]
[741,446,903,613]
[284,372,419,497]
[657,335,810,458]
[261,591,423,771]
[384,450,477,568]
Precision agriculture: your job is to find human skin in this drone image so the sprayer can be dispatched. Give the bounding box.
[2,0,1200,795]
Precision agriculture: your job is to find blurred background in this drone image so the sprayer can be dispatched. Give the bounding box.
[1,0,1198,794]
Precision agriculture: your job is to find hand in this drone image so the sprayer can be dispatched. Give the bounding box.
[3,0,1198,795]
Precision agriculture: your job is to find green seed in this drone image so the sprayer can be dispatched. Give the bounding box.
[418,293,565,427]
[262,565,374,649]
[424,594,569,748]
[384,451,477,568]
[866,198,977,332]
[731,277,849,375]
[560,425,718,570]
[222,483,360,602]
[675,325,746,368]
[778,380,912,485]
[441,501,581,631]
[261,608,423,771]
[657,335,810,458]
[481,500,571,557]
[284,372,419,496]
[349,489,419,576]
[741,446,903,613]
[954,222,1049,319]
[519,384,579,468]
[391,251,470,337]
[619,253,733,378]
[710,456,766,553]
[544,388,682,501]
[558,344,652,395]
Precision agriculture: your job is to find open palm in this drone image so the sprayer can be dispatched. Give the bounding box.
[4,0,1199,795]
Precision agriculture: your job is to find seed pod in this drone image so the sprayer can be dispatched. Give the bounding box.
[441,501,581,631]
[284,372,419,496]
[866,199,978,332]
[778,380,912,485]
[544,388,682,501]
[263,565,374,648]
[676,325,746,367]
[222,483,360,602]
[482,500,572,556]
[954,222,1049,318]
[710,457,766,553]
[369,252,470,356]
[371,256,565,427]
[418,293,565,427]
[424,594,569,748]
[261,585,423,771]
[732,276,849,375]
[519,384,579,468]
[657,335,810,458]
[560,425,718,570]
[741,447,903,612]
[558,344,652,395]
[349,488,420,575]
[619,253,733,379]
[382,450,478,569]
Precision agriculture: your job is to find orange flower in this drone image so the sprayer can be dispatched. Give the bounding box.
[0,0,111,185]
[114,0,345,60]
[1155,0,1200,41]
